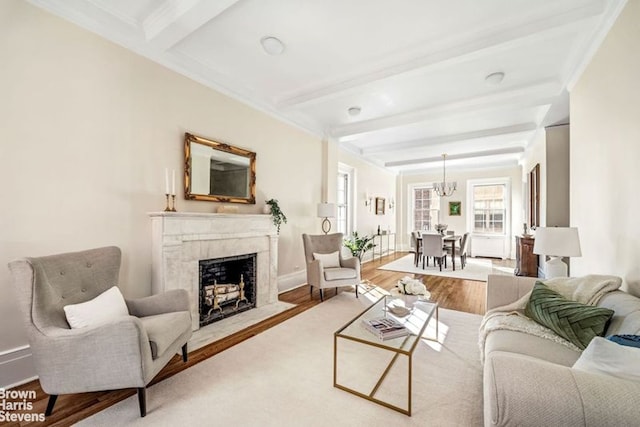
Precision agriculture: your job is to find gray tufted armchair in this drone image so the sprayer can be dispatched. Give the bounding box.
[302,233,361,301]
[8,246,192,417]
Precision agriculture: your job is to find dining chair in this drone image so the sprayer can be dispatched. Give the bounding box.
[421,233,447,271]
[444,232,470,269]
[459,232,470,268]
[410,231,423,267]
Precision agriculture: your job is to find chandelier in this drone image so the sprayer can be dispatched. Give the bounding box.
[433,154,457,197]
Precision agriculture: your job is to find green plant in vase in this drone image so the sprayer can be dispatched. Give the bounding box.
[266,199,287,234]
[343,231,376,261]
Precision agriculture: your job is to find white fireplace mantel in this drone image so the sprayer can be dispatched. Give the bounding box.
[149,212,281,333]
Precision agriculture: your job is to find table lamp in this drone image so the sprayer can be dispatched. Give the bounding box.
[533,227,581,278]
[317,203,337,234]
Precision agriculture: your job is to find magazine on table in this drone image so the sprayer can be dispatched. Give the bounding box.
[361,316,410,340]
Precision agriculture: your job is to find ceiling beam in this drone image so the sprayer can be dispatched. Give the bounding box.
[143,0,240,50]
[330,80,559,139]
[360,123,537,155]
[384,147,525,168]
[276,1,605,109]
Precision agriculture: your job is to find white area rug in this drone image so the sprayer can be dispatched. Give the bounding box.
[378,254,514,282]
[79,292,484,426]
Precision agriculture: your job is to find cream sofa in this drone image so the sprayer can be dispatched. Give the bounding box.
[483,274,640,427]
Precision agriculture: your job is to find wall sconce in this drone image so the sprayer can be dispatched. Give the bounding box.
[388,197,395,210]
[364,192,373,210]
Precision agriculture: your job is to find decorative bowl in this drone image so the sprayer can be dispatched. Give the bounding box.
[435,223,448,234]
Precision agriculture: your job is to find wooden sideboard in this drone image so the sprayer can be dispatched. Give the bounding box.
[515,235,538,277]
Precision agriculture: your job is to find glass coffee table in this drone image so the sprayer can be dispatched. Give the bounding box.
[333,294,438,416]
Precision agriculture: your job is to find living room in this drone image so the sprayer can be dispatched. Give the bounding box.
[2,0,639,425]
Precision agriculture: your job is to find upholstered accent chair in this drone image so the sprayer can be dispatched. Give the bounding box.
[421,233,448,270]
[8,246,192,418]
[302,233,361,301]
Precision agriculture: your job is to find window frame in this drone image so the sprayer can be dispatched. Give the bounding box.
[407,183,441,233]
[466,177,511,237]
[337,163,355,235]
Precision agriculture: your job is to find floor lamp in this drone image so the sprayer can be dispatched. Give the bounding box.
[533,227,582,278]
[317,203,337,234]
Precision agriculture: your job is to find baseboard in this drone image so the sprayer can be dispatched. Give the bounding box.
[277,270,306,293]
[0,345,37,389]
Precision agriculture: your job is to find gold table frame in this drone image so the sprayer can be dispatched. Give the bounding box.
[333,294,438,416]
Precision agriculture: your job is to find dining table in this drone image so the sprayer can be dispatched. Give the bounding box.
[417,233,463,271]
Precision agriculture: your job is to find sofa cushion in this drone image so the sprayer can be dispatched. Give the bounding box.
[323,267,357,281]
[63,286,129,329]
[139,311,191,359]
[596,291,640,335]
[572,337,640,382]
[313,251,340,268]
[484,329,581,367]
[525,282,614,350]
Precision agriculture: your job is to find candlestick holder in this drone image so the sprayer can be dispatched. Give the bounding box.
[164,194,171,212]
[171,194,177,212]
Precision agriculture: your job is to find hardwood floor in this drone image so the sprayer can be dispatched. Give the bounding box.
[7,252,505,426]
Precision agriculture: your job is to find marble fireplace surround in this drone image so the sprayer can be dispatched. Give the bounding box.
[149,212,292,348]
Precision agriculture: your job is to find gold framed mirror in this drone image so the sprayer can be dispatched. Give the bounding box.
[184,133,256,204]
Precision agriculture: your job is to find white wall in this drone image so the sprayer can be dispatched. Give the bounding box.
[0,0,323,385]
[570,0,640,296]
[398,166,523,258]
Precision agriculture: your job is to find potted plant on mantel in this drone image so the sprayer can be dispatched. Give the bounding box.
[265,199,287,234]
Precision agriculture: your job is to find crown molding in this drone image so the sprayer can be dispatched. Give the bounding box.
[565,0,628,91]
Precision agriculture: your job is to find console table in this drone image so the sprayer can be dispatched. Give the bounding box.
[515,235,538,277]
[373,232,396,261]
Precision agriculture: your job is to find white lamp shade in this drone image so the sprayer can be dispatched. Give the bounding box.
[533,227,582,257]
[317,203,337,218]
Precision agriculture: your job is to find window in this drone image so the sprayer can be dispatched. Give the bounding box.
[472,184,506,234]
[336,169,351,235]
[411,186,440,231]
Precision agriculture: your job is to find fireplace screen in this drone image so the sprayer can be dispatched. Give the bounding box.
[199,253,257,327]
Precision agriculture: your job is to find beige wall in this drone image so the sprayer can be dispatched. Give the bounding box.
[0,0,323,370]
[545,125,570,227]
[338,150,397,251]
[522,130,547,228]
[570,0,640,295]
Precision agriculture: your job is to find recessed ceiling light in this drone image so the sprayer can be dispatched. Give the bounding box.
[260,36,285,55]
[485,71,505,86]
[348,106,362,116]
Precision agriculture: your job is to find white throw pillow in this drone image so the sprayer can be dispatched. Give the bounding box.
[63,286,129,329]
[313,251,341,268]
[572,337,640,382]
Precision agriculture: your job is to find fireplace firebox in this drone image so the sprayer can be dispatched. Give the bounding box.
[199,253,257,327]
